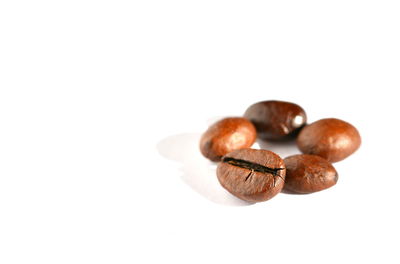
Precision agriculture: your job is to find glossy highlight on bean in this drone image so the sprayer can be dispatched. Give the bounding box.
[200,117,257,161]
[244,100,307,141]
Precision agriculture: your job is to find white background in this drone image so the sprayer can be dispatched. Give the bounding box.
[1,0,399,263]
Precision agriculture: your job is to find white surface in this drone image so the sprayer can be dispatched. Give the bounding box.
[1,1,400,263]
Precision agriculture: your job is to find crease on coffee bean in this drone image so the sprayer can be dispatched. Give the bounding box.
[272,174,285,187]
[222,157,284,178]
[244,169,254,182]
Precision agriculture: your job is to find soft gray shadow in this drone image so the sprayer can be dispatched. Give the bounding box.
[256,138,300,159]
[157,133,253,206]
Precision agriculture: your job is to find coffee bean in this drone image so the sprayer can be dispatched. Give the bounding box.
[283,154,338,194]
[244,100,307,141]
[200,117,257,161]
[217,148,285,202]
[297,118,361,162]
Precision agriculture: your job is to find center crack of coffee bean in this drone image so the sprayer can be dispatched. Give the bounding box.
[222,157,284,177]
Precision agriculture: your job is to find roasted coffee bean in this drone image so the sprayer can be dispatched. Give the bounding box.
[217,148,285,202]
[297,118,361,162]
[200,117,257,161]
[244,100,307,141]
[283,154,338,194]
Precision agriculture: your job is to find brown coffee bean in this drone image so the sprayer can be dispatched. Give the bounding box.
[200,117,257,161]
[297,118,361,162]
[217,148,285,202]
[244,100,307,141]
[283,154,338,194]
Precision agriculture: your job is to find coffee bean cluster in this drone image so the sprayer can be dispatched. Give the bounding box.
[200,100,361,203]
